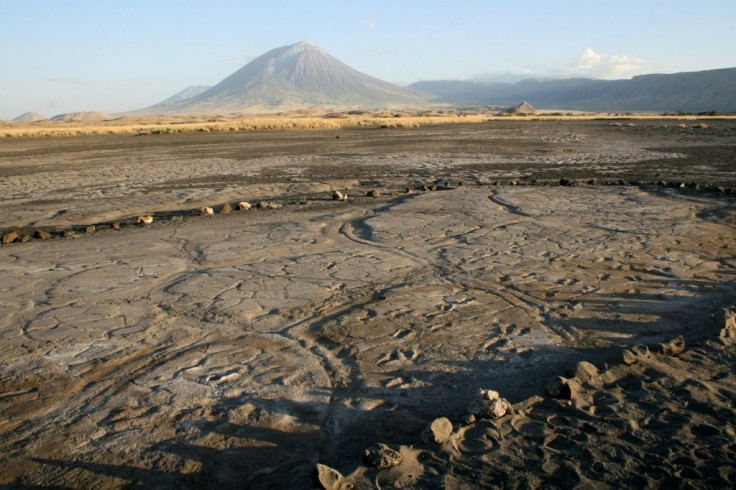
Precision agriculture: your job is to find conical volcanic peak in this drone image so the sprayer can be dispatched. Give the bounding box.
[143,41,429,114]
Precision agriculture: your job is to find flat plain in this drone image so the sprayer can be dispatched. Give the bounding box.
[1,120,735,488]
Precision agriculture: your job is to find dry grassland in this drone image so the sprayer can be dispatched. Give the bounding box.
[3,112,734,138]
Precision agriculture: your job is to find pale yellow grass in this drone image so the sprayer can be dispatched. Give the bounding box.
[3,113,735,138]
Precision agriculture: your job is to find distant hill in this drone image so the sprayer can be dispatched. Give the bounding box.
[139,41,429,114]
[12,111,46,122]
[504,101,536,114]
[410,68,736,113]
[50,111,113,122]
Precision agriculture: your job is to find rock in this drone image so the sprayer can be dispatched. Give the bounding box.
[35,230,52,240]
[367,189,380,198]
[569,361,598,384]
[85,225,96,234]
[137,216,153,225]
[588,178,599,185]
[63,229,76,238]
[421,417,453,444]
[220,203,232,214]
[655,335,686,356]
[200,206,214,217]
[559,178,575,186]
[299,198,309,205]
[257,201,269,208]
[362,443,402,469]
[622,349,638,365]
[467,389,512,420]
[631,344,650,358]
[2,231,18,244]
[237,201,251,211]
[112,222,121,230]
[20,235,32,243]
[546,376,580,400]
[332,190,348,201]
[267,202,282,210]
[423,184,437,192]
[312,463,344,490]
[718,307,736,339]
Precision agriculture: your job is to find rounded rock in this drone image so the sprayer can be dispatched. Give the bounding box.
[422,417,453,444]
[363,443,402,469]
[312,463,343,490]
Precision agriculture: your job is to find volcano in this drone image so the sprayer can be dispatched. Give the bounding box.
[144,42,429,114]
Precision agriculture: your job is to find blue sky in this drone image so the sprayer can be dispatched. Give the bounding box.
[2,0,735,119]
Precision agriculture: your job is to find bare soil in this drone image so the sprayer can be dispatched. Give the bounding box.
[1,121,735,488]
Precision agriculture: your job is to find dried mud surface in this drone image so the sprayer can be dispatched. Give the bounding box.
[1,121,735,488]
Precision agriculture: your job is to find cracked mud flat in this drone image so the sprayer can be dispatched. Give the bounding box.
[1,121,736,488]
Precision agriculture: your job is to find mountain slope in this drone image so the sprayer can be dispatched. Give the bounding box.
[410,68,736,112]
[145,42,429,114]
[152,85,212,106]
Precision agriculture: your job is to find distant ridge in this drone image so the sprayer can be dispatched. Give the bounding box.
[50,111,113,122]
[410,67,736,112]
[139,41,429,115]
[12,111,46,122]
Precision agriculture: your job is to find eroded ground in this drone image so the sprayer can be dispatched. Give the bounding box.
[1,121,735,488]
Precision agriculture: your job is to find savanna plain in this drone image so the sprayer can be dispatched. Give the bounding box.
[1,120,735,488]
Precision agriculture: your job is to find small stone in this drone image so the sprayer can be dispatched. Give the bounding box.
[299,198,309,205]
[200,206,214,217]
[237,201,251,211]
[111,222,122,230]
[85,225,96,234]
[546,376,580,400]
[220,203,232,214]
[20,235,32,243]
[312,463,343,490]
[332,190,348,201]
[2,231,18,244]
[422,417,453,444]
[363,443,402,469]
[559,178,575,186]
[719,307,736,339]
[467,389,512,420]
[570,361,598,384]
[622,349,637,365]
[137,216,153,225]
[35,230,52,240]
[367,189,380,198]
[267,202,282,210]
[655,335,685,356]
[631,344,650,358]
[63,229,76,238]
[257,201,269,208]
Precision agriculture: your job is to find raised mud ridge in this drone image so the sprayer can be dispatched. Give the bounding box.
[2,178,734,245]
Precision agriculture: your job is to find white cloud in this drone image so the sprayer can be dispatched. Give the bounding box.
[572,48,667,79]
[362,19,375,29]
[606,54,648,76]
[574,48,602,70]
